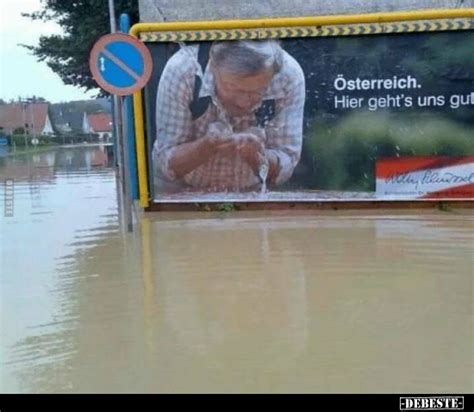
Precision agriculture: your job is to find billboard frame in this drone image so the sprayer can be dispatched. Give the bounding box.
[130,8,474,209]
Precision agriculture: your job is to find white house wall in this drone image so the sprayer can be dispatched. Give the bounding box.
[42,114,55,135]
[82,112,92,134]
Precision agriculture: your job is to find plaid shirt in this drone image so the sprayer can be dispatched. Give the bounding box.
[153,44,305,192]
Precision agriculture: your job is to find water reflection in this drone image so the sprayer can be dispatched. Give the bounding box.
[137,212,473,393]
[1,145,118,392]
[0,147,472,393]
[0,145,112,183]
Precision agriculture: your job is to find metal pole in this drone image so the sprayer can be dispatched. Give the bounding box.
[108,0,117,32]
[108,0,122,172]
[121,96,133,232]
[22,102,28,148]
[120,13,139,201]
[29,102,36,143]
[108,0,133,232]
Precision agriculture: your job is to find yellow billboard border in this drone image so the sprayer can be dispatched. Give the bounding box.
[130,8,474,208]
[139,19,472,42]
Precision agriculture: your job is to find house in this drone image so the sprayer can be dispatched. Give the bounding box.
[0,103,55,136]
[49,99,112,137]
[51,110,85,135]
[87,113,113,141]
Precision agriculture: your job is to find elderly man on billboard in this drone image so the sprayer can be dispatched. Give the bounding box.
[153,40,305,193]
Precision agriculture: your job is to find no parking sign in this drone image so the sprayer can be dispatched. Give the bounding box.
[89,33,153,96]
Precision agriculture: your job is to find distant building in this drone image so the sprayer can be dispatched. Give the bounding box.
[50,99,112,137]
[0,103,54,136]
[87,113,113,141]
[52,110,85,135]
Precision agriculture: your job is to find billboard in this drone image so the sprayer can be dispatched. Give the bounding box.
[141,21,473,203]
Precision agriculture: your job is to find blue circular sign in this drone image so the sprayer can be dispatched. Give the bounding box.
[90,33,152,96]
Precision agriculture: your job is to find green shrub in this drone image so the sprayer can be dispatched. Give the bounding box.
[10,134,57,147]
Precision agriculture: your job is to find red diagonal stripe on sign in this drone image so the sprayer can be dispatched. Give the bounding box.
[420,182,474,199]
[376,156,474,178]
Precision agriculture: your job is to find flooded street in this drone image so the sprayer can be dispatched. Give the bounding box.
[1,146,472,393]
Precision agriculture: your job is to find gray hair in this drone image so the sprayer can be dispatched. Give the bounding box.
[209,40,283,76]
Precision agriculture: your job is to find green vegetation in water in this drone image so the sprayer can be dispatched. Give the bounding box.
[217,203,237,212]
[437,202,452,212]
[192,203,237,212]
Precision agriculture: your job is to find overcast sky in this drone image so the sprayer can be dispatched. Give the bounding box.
[0,0,99,103]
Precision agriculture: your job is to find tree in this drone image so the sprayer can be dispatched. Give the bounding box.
[23,0,139,95]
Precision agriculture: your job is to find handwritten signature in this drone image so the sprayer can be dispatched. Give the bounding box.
[385,170,474,191]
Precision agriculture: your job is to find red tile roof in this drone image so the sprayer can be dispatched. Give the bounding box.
[87,113,113,133]
[0,103,49,135]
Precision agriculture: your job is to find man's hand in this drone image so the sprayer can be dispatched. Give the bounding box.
[236,133,280,184]
[235,133,266,174]
[168,135,236,178]
[203,121,239,158]
[201,135,238,157]
[198,125,280,185]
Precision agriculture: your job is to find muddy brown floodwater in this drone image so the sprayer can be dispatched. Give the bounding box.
[1,146,472,393]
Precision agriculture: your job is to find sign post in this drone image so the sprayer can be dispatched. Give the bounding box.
[89,32,153,231]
